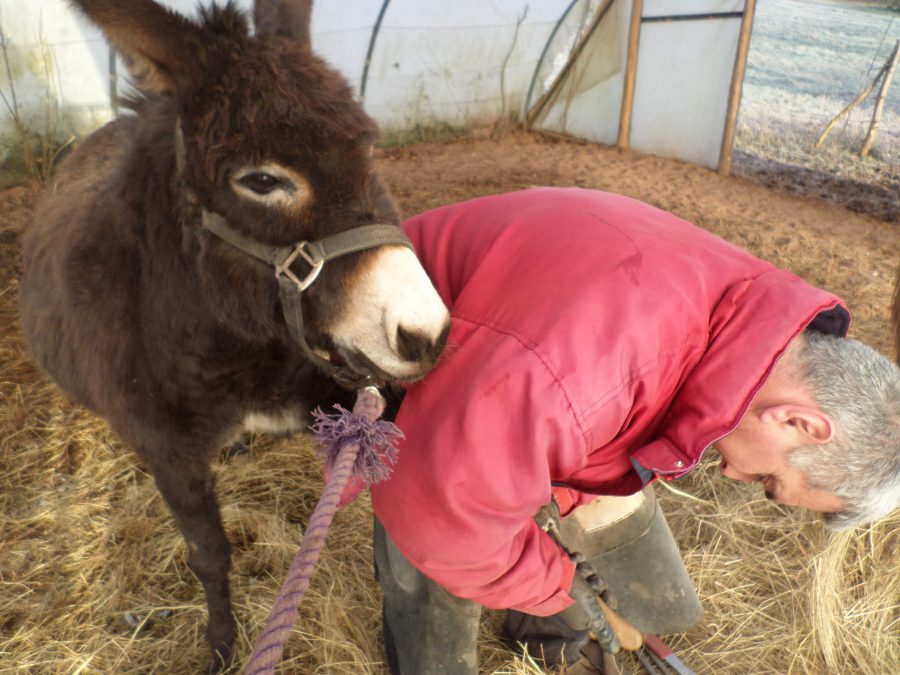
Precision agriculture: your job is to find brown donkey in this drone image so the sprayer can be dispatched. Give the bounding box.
[19,0,449,669]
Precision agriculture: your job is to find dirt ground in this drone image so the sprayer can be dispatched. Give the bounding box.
[0,131,898,674]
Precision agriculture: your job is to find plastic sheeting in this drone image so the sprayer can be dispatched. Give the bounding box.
[529,0,629,148]
[1,0,751,169]
[358,1,572,131]
[633,0,744,168]
[0,0,115,136]
[530,0,748,169]
[1,0,572,138]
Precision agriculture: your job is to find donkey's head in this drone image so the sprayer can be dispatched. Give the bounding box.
[72,0,449,385]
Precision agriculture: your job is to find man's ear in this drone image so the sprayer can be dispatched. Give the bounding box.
[759,404,834,444]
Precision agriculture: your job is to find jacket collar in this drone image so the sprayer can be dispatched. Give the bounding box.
[632,269,848,478]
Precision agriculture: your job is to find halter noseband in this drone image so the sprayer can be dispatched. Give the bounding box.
[175,122,413,387]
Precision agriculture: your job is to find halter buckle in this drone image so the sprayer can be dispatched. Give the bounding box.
[275,242,324,292]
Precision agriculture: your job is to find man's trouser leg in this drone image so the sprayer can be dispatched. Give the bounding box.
[506,486,703,669]
[374,518,481,675]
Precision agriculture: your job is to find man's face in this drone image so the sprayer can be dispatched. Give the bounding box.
[713,413,845,514]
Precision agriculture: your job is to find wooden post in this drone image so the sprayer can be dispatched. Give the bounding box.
[616,0,644,149]
[718,0,756,175]
[860,39,899,158]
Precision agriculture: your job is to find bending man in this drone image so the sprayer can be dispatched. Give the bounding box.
[344,188,899,673]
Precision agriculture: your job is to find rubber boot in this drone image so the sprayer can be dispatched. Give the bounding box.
[374,519,481,675]
[505,486,702,672]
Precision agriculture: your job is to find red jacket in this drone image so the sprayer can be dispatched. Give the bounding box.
[370,188,847,616]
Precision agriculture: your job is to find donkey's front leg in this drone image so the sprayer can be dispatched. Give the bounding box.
[145,454,236,673]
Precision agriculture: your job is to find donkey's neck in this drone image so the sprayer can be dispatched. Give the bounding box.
[120,100,196,240]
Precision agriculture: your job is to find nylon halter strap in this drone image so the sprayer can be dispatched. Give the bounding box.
[174,121,414,386]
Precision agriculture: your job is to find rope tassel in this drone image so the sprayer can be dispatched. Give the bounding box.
[310,391,403,484]
[244,387,402,674]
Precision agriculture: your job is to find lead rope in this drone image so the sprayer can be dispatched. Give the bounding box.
[244,387,402,675]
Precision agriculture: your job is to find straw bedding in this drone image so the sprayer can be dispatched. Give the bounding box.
[1,132,897,673]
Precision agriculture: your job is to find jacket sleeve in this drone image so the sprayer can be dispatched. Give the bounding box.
[370,317,585,615]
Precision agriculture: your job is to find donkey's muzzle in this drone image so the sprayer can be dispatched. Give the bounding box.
[396,322,449,369]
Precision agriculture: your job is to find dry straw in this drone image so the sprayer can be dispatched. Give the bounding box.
[2,134,898,674]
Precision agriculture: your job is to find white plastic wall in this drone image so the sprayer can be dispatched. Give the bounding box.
[360,1,572,131]
[0,0,572,142]
[632,0,744,168]
[0,0,114,139]
[0,0,257,142]
[531,0,747,169]
[1,0,750,169]
[530,0,630,147]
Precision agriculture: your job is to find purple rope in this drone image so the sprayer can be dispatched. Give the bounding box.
[244,388,400,675]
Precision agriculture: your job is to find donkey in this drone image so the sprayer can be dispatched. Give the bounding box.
[19,0,449,669]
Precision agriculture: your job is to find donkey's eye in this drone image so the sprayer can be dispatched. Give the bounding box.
[238,172,282,195]
[231,163,309,210]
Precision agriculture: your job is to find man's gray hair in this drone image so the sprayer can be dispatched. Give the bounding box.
[788,331,900,529]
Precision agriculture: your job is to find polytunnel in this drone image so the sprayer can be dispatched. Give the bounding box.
[1,0,754,171]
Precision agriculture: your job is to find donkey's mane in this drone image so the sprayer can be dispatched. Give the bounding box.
[197,1,250,39]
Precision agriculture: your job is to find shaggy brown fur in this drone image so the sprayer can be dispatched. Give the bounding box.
[19,1,427,670]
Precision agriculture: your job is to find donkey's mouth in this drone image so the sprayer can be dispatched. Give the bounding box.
[311,346,393,387]
[336,347,398,385]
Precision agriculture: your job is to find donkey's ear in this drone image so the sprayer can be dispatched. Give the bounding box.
[70,0,207,95]
[254,0,312,46]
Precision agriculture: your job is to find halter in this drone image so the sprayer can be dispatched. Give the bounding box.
[175,122,413,387]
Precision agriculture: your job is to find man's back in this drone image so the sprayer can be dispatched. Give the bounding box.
[375,188,846,614]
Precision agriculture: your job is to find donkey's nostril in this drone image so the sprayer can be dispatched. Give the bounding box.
[396,323,448,365]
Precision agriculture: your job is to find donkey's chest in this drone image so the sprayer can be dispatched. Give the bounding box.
[240,408,308,436]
